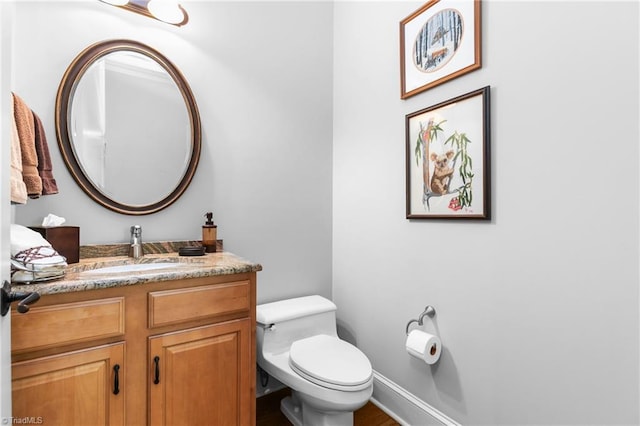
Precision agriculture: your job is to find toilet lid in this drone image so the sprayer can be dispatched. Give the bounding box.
[289,335,372,390]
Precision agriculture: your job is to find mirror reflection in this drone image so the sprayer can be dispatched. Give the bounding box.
[71,50,191,206]
[56,40,201,215]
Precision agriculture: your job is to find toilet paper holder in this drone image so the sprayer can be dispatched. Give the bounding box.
[405,305,436,335]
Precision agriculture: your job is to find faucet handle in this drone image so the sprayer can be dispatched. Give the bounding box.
[129,225,144,258]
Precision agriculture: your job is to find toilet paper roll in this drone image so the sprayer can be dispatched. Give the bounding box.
[405,330,442,365]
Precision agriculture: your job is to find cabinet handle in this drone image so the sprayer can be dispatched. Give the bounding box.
[153,356,160,384]
[113,364,120,395]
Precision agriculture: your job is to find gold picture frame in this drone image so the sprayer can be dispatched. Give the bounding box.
[400,0,482,99]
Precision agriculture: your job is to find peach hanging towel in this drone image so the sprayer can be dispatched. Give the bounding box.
[12,92,42,198]
[9,95,27,204]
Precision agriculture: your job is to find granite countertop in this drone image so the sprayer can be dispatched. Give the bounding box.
[12,251,262,296]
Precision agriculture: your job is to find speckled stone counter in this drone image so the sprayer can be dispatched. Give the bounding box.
[13,251,262,296]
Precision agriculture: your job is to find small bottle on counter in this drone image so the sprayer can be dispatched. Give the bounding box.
[202,212,217,253]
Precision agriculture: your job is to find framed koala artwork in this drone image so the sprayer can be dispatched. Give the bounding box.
[405,86,490,219]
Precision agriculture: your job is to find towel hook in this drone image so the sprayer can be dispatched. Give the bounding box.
[405,305,436,335]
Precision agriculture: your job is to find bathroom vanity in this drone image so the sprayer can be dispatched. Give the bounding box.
[9,251,261,425]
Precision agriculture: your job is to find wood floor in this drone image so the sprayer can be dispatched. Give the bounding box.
[256,388,400,426]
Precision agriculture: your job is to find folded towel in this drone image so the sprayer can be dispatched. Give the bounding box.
[10,224,52,255]
[11,248,67,283]
[10,224,67,284]
[32,111,59,195]
[10,97,27,204]
[12,244,67,268]
[12,93,42,198]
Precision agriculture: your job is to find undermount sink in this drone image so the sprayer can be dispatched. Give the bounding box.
[82,262,183,275]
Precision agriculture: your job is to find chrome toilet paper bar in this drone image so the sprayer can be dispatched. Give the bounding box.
[405,305,436,335]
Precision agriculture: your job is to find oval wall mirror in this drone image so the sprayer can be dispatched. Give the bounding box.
[55,39,201,215]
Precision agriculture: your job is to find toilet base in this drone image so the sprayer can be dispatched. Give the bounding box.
[281,395,303,426]
[281,392,354,426]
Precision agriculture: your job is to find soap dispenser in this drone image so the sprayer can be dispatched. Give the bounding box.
[202,212,217,253]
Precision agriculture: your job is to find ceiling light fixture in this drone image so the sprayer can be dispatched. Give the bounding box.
[100,0,129,5]
[147,0,186,25]
[99,0,188,27]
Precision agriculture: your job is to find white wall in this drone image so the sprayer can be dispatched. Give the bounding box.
[333,1,639,425]
[7,1,640,424]
[10,1,334,302]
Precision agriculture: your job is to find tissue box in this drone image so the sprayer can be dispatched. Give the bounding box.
[29,226,79,264]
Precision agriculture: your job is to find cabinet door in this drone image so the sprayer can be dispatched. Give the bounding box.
[149,319,252,426]
[12,343,125,426]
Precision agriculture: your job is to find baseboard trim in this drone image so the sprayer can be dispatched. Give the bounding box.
[370,370,459,426]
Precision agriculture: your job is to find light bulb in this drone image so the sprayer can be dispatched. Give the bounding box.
[147,0,186,25]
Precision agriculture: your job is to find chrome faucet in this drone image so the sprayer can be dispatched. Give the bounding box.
[129,225,144,258]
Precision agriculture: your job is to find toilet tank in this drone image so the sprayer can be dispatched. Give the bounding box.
[256,295,338,355]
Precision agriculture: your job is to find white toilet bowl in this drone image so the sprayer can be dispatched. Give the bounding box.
[256,295,373,426]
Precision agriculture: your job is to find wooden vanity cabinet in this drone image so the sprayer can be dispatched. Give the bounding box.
[149,319,252,425]
[11,272,257,426]
[12,343,125,426]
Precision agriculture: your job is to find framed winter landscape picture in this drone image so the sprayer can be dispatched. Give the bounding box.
[406,86,490,219]
[400,0,481,99]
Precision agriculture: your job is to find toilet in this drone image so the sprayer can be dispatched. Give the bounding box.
[256,295,373,426]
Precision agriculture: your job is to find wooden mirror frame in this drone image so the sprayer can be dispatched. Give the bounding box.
[55,39,201,215]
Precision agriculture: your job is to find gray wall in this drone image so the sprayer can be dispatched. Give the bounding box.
[8,1,640,424]
[10,1,334,303]
[333,1,639,425]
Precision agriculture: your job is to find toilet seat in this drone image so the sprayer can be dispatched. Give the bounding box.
[289,335,373,392]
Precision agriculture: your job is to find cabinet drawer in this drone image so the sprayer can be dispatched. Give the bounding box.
[149,281,249,328]
[12,298,125,353]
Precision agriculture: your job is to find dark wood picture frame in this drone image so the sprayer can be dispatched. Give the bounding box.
[406,86,490,219]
